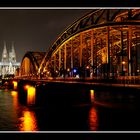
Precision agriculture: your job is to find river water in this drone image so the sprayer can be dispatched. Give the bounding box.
[0,89,140,132]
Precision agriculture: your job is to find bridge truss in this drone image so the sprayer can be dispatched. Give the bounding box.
[20,9,140,80]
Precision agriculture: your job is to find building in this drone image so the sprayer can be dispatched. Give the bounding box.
[0,41,20,78]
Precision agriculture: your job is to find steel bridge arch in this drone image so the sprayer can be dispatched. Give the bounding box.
[19,51,46,78]
[39,9,140,79]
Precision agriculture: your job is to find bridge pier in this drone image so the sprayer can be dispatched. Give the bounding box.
[17,80,36,105]
[16,80,92,108]
[14,79,140,110]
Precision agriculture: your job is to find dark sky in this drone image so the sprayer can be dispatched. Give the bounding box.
[0,9,92,62]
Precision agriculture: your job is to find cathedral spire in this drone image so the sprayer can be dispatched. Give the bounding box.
[9,41,16,62]
[2,41,8,62]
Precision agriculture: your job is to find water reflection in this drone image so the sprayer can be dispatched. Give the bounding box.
[18,110,38,131]
[2,88,135,131]
[11,91,18,109]
[11,90,38,131]
[89,107,98,131]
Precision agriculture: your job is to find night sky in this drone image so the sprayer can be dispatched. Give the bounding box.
[0,8,92,62]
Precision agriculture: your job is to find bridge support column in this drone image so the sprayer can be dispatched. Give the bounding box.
[90,30,94,78]
[128,26,132,76]
[106,26,110,78]
[79,33,82,68]
[59,49,61,75]
[71,40,73,77]
[54,54,56,72]
[64,44,67,78]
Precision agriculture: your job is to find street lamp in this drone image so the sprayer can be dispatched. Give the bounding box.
[122,61,126,65]
[122,61,126,76]
[67,68,70,72]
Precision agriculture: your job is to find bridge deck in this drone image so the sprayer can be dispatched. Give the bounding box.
[15,78,140,89]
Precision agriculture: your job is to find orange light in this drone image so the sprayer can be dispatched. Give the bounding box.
[24,85,30,90]
[13,81,18,90]
[90,90,94,103]
[11,91,18,97]
[89,107,98,131]
[18,110,38,131]
[122,61,126,65]
[11,91,18,109]
[27,86,36,105]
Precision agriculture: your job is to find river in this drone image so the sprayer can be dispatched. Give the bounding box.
[0,89,140,132]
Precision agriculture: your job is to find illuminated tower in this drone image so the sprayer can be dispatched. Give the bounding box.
[1,41,9,78]
[2,41,8,62]
[9,41,17,75]
[9,41,16,63]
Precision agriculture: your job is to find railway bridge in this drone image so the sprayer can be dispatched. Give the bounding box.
[8,9,140,108]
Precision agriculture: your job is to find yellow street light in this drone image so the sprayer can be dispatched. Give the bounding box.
[122,61,126,65]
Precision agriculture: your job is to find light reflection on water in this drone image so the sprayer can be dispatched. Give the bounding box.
[88,107,98,131]
[11,90,38,131]
[11,91,18,108]
[0,89,99,131]
[18,110,38,131]
[2,88,140,131]
[0,87,140,131]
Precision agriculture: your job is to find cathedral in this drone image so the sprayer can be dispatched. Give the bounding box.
[0,41,20,78]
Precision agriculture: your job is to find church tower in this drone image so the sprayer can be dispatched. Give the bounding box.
[9,41,16,63]
[0,41,20,78]
[2,41,8,62]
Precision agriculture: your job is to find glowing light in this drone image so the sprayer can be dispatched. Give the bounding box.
[73,69,77,73]
[13,81,18,90]
[89,107,98,131]
[122,61,126,65]
[67,68,70,72]
[4,81,8,85]
[19,110,38,131]
[27,86,36,105]
[24,85,30,90]
[90,90,94,103]
[11,91,18,108]
[86,66,90,69]
[11,91,18,97]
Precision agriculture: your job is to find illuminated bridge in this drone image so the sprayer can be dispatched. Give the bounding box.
[9,9,140,109]
[18,9,140,83]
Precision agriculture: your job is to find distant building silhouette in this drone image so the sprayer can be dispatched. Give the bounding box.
[0,41,20,78]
